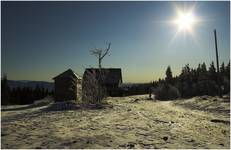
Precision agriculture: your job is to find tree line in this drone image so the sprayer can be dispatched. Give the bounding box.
[152,61,230,100]
[1,75,53,105]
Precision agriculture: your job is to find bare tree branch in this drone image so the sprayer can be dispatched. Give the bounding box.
[90,49,101,57]
[90,42,111,68]
[101,42,111,59]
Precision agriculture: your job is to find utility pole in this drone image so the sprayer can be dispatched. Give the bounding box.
[214,29,219,72]
[214,29,222,97]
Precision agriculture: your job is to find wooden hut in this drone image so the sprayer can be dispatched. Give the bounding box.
[53,69,81,101]
[82,68,122,96]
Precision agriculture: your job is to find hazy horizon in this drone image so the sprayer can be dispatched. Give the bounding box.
[1,1,230,83]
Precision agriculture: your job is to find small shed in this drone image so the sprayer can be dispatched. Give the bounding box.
[82,68,122,96]
[53,69,81,101]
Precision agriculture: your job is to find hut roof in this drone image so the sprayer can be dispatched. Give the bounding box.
[84,68,122,85]
[53,69,82,80]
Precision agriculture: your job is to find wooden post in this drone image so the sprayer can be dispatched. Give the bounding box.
[214,29,219,73]
[214,29,222,97]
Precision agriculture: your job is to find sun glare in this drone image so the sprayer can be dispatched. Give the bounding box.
[168,5,202,46]
[175,12,196,31]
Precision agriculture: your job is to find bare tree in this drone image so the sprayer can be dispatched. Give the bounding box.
[82,69,107,104]
[90,42,111,68]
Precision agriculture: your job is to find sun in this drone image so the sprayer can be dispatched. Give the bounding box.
[169,4,201,45]
[172,8,198,33]
[175,12,196,31]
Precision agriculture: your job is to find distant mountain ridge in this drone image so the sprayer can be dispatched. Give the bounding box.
[7,80,54,92]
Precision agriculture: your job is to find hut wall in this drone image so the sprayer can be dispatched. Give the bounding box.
[54,78,78,101]
[76,80,82,100]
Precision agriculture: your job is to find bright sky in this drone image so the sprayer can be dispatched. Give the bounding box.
[1,1,230,83]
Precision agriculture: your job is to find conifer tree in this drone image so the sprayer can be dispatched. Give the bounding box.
[208,61,216,81]
[1,74,10,105]
[201,62,207,72]
[220,62,225,76]
[225,61,230,80]
[165,66,173,84]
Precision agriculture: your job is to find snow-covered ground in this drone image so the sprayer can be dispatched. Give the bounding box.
[1,95,230,149]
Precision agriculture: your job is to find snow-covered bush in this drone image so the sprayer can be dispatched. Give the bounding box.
[154,83,180,100]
